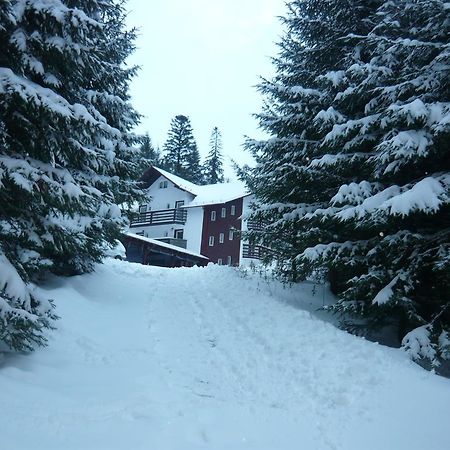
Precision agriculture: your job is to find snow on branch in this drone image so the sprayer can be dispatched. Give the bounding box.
[0,68,121,137]
[372,273,406,305]
[0,252,31,308]
[388,99,428,124]
[318,70,346,87]
[375,130,431,175]
[323,114,380,144]
[336,175,450,220]
[12,0,102,28]
[402,325,437,362]
[313,107,346,124]
[300,240,370,263]
[331,181,384,206]
[271,82,322,98]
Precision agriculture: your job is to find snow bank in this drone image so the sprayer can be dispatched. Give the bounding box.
[1,260,449,450]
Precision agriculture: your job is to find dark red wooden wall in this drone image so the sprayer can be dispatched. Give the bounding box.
[200,198,243,265]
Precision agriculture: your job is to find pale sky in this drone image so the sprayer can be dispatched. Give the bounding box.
[126,0,285,178]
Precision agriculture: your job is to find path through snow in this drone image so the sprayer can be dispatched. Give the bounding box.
[1,260,449,449]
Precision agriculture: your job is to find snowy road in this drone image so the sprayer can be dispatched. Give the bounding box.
[1,260,450,449]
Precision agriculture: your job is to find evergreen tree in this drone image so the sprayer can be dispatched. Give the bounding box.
[203,126,224,184]
[162,114,201,181]
[136,133,160,174]
[184,141,204,184]
[0,0,142,351]
[247,0,450,366]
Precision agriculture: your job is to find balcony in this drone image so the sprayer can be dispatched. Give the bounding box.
[242,243,264,259]
[130,208,188,227]
[246,219,265,232]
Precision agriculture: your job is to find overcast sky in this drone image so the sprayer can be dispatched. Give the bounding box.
[126,0,286,178]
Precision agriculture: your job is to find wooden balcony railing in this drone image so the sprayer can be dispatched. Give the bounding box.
[242,243,265,259]
[246,219,265,232]
[130,208,187,227]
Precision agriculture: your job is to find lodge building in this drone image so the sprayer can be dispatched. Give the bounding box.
[123,166,261,267]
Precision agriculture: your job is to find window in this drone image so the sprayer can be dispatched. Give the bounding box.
[159,181,163,188]
[229,229,234,241]
[175,200,185,209]
[211,211,216,221]
[230,205,236,216]
[163,180,168,188]
[227,256,232,266]
[219,233,224,243]
[209,236,214,246]
[221,207,226,218]
[217,258,222,265]
[174,229,184,239]
[139,205,147,213]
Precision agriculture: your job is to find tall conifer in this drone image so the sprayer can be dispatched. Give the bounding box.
[0,0,142,350]
[204,127,224,184]
[162,114,201,182]
[247,0,450,365]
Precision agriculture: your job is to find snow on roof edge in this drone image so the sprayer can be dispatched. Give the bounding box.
[152,166,199,195]
[125,232,209,260]
[182,192,252,208]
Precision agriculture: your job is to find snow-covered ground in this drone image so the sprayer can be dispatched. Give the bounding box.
[1,260,450,450]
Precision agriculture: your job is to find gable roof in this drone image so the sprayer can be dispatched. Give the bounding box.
[140,166,198,194]
[141,166,249,207]
[153,166,199,194]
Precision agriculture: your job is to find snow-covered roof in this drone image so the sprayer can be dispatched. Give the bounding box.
[152,166,199,195]
[151,166,249,207]
[184,182,250,208]
[125,232,209,260]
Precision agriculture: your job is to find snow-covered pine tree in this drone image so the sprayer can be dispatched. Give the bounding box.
[246,0,382,275]
[136,132,160,175]
[162,114,200,181]
[0,0,142,351]
[315,0,450,366]
[247,0,450,366]
[203,126,224,184]
[184,141,204,184]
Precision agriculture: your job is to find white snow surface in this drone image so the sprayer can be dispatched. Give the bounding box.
[1,260,450,450]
